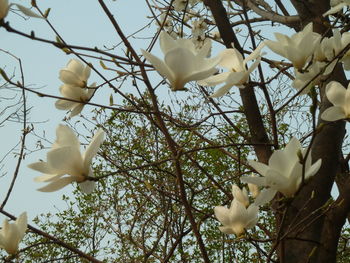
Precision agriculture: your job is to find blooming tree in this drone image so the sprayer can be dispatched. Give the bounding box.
[1,0,350,262]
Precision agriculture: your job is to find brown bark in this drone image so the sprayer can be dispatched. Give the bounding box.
[279,1,348,262]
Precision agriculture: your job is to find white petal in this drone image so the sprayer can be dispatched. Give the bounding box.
[196,39,212,58]
[321,106,346,121]
[254,188,276,206]
[265,39,285,57]
[265,169,290,194]
[323,3,347,16]
[83,128,105,168]
[241,176,267,187]
[198,71,230,86]
[53,125,80,149]
[210,83,234,98]
[141,49,174,84]
[326,81,346,106]
[14,4,42,18]
[305,158,322,179]
[55,99,76,110]
[159,31,177,54]
[218,49,243,69]
[232,185,249,207]
[69,104,84,117]
[59,70,84,86]
[248,160,269,176]
[37,177,75,192]
[164,47,197,81]
[245,204,259,228]
[34,174,62,182]
[47,147,84,178]
[214,206,231,226]
[28,162,54,174]
[183,67,218,85]
[15,212,27,240]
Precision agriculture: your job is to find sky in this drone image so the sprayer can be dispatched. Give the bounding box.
[0,0,151,222]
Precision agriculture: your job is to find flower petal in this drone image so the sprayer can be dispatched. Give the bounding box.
[28,162,55,174]
[214,206,231,226]
[254,188,277,206]
[83,128,105,168]
[326,81,346,106]
[240,176,267,187]
[198,71,230,86]
[248,160,269,176]
[141,49,174,84]
[53,125,80,149]
[321,106,346,121]
[37,177,75,192]
[55,99,76,110]
[47,147,84,177]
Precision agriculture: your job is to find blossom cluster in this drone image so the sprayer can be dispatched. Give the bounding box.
[215,137,321,236]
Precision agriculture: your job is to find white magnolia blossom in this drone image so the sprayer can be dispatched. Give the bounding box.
[28,125,105,193]
[191,19,207,38]
[156,13,173,32]
[0,0,42,20]
[292,61,336,94]
[337,32,350,70]
[173,0,199,11]
[55,59,94,117]
[241,137,322,197]
[141,31,220,91]
[59,59,91,88]
[55,83,95,117]
[0,212,27,255]
[321,81,350,121]
[323,0,350,16]
[265,23,320,70]
[314,30,347,62]
[247,176,260,198]
[199,44,263,97]
[232,185,249,208]
[214,199,259,236]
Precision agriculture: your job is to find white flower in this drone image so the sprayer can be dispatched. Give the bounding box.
[323,0,350,16]
[265,23,320,70]
[55,83,95,117]
[241,137,322,197]
[247,176,260,198]
[173,0,198,11]
[199,44,263,97]
[141,31,220,91]
[336,32,350,70]
[321,81,350,121]
[56,59,94,117]
[59,59,91,88]
[214,199,259,236]
[28,125,105,193]
[191,19,207,38]
[292,61,336,94]
[0,212,27,255]
[232,185,249,207]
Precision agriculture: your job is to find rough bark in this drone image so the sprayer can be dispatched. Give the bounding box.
[280,1,348,263]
